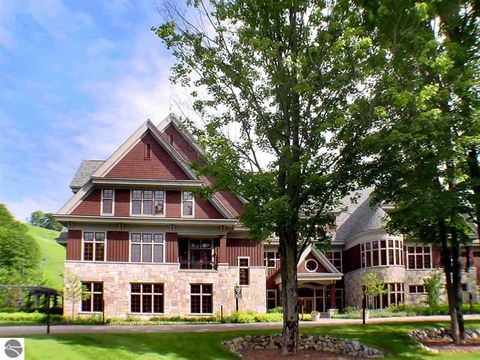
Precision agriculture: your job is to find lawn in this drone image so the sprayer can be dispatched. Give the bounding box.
[26,224,64,290]
[22,321,480,359]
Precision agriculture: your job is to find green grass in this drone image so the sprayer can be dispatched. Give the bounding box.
[26,224,64,290]
[19,321,480,359]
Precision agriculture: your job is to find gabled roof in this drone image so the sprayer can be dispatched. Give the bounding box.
[298,244,341,274]
[70,160,104,191]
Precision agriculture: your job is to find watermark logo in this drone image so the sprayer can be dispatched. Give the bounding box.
[1,338,24,360]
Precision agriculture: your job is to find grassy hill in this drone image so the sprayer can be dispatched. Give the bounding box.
[26,224,65,290]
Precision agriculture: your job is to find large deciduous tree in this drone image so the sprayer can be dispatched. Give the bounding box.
[154,0,373,354]
[357,0,480,343]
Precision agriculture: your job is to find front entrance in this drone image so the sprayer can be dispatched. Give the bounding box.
[298,286,326,313]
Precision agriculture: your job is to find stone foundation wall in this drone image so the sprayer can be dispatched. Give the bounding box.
[64,261,266,319]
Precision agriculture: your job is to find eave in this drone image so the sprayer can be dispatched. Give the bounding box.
[90,177,204,189]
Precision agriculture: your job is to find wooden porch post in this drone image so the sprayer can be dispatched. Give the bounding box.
[218,234,227,263]
[329,283,336,309]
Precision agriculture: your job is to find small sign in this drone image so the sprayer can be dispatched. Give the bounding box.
[234,285,242,299]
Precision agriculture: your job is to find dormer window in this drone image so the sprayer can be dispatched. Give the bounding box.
[182,191,194,217]
[131,190,165,216]
[101,189,114,215]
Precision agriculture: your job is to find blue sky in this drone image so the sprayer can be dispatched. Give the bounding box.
[0,0,190,220]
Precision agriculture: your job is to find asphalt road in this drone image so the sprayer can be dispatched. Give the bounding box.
[1,314,480,336]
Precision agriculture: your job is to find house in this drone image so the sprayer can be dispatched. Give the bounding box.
[55,114,480,319]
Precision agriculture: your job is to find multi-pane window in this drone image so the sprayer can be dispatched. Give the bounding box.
[182,191,194,217]
[239,257,250,286]
[325,251,342,272]
[83,232,105,261]
[368,283,404,309]
[264,251,280,268]
[130,233,164,263]
[131,190,165,216]
[102,189,114,215]
[409,285,426,294]
[81,282,103,312]
[190,284,212,314]
[130,283,164,314]
[267,290,277,309]
[361,240,403,268]
[406,245,432,269]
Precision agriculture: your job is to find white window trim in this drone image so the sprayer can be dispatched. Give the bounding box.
[305,259,318,272]
[267,289,277,308]
[325,251,343,272]
[361,239,404,268]
[264,251,280,268]
[238,256,250,287]
[129,282,165,315]
[100,188,115,216]
[406,244,432,270]
[181,191,195,218]
[129,231,166,263]
[190,284,213,315]
[81,230,107,262]
[130,189,166,217]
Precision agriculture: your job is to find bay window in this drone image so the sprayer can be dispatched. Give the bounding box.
[361,239,403,268]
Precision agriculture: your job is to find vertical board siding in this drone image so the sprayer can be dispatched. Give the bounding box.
[71,189,101,216]
[66,230,82,260]
[226,239,264,266]
[106,132,190,180]
[195,199,224,219]
[165,232,179,262]
[106,231,129,262]
[166,191,181,217]
[114,189,130,216]
[343,244,361,273]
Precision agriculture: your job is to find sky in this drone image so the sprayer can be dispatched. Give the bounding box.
[0,0,190,221]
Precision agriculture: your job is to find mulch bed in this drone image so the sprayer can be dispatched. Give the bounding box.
[420,338,480,353]
[239,349,362,359]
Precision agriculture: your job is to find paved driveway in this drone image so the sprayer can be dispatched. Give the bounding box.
[1,314,480,336]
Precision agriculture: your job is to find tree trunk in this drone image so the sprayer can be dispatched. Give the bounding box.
[439,220,460,343]
[467,148,480,240]
[451,228,465,342]
[279,227,299,355]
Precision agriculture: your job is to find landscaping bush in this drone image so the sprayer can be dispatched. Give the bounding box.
[267,306,283,314]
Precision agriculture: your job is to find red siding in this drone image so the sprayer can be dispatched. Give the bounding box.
[163,124,199,162]
[166,191,181,217]
[71,189,101,216]
[106,231,129,262]
[106,132,191,180]
[344,244,361,273]
[226,238,263,266]
[166,232,179,262]
[115,189,130,216]
[298,253,328,273]
[196,199,224,219]
[66,230,82,260]
[432,246,442,268]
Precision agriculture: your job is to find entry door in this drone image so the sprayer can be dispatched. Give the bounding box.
[315,289,325,312]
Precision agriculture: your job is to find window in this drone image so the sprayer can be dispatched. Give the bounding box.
[264,251,280,268]
[325,251,342,272]
[409,285,426,294]
[239,257,250,285]
[305,259,318,272]
[361,239,403,268]
[182,191,194,217]
[462,283,468,292]
[267,290,277,309]
[406,245,432,269]
[83,232,105,261]
[101,189,114,215]
[130,283,164,313]
[81,282,103,312]
[368,283,404,309]
[131,190,165,216]
[191,284,212,314]
[144,143,151,159]
[130,233,164,263]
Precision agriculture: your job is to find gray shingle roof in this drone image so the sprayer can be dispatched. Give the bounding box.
[70,160,104,190]
[334,188,388,242]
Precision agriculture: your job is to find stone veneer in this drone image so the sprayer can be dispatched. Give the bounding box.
[64,261,266,319]
[345,266,479,307]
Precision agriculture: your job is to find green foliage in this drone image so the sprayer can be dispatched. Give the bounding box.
[363,273,387,297]
[63,273,89,318]
[423,271,444,311]
[267,306,283,314]
[0,204,41,285]
[28,211,63,232]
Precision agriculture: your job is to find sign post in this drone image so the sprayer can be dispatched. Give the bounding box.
[234,285,242,312]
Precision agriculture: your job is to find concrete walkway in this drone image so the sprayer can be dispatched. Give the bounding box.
[1,314,480,336]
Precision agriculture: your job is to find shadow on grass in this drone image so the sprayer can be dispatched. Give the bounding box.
[24,320,480,360]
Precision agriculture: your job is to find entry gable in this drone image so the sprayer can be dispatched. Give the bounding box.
[297,245,340,274]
